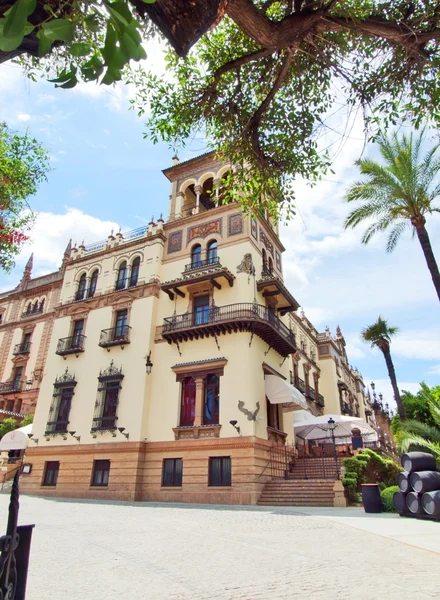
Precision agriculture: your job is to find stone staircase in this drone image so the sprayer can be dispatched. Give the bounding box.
[258,478,336,507]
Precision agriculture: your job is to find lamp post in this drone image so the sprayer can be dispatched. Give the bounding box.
[327,417,339,479]
[145,352,153,375]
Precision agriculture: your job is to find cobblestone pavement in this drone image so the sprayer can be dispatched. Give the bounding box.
[1,496,439,600]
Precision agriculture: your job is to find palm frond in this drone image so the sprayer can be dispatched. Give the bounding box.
[398,432,440,459]
[361,316,399,347]
[386,221,408,253]
[398,418,440,442]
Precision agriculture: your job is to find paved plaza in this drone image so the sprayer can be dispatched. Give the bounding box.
[1,495,439,600]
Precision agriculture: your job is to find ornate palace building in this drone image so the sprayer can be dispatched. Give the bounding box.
[0,153,376,503]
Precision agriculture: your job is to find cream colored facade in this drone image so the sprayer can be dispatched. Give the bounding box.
[1,153,374,504]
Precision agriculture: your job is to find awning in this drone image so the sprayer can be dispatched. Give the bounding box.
[265,375,308,411]
[0,428,29,451]
[293,413,377,442]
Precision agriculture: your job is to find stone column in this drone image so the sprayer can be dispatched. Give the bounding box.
[195,185,202,214]
[194,377,204,426]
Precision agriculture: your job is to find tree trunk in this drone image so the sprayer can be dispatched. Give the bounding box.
[381,345,404,420]
[414,222,440,302]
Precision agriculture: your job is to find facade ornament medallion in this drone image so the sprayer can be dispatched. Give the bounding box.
[236,253,255,275]
[238,400,260,421]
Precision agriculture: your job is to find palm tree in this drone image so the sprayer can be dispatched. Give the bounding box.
[345,128,440,302]
[362,317,404,419]
[398,389,440,460]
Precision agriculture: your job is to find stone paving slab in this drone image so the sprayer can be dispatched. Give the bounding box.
[0,496,439,600]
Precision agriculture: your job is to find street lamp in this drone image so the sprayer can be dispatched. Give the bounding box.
[145,352,153,375]
[327,417,339,479]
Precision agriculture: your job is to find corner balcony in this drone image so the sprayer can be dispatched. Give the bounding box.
[257,268,300,315]
[56,335,86,357]
[162,302,296,357]
[161,263,234,300]
[0,381,24,395]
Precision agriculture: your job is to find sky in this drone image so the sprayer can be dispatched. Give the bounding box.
[1,54,440,411]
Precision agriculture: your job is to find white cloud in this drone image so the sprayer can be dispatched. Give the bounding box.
[17,208,119,269]
[17,112,31,122]
[427,364,440,375]
[392,330,440,361]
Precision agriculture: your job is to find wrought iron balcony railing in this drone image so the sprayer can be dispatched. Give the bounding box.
[317,394,325,407]
[307,387,316,401]
[21,307,43,319]
[98,326,131,348]
[341,401,351,415]
[45,420,69,435]
[184,256,220,273]
[13,342,31,355]
[297,378,305,393]
[0,380,24,394]
[162,302,296,357]
[91,416,118,431]
[56,335,86,356]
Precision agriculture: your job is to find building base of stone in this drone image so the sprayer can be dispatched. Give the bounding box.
[20,436,273,505]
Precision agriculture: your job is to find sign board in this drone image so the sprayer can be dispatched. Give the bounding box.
[0,429,29,451]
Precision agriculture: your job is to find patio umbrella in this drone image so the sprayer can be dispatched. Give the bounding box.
[293,413,377,442]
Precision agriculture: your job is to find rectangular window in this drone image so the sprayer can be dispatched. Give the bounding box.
[266,397,281,430]
[13,367,23,390]
[114,310,128,339]
[193,295,210,325]
[101,382,119,429]
[208,457,231,487]
[180,377,196,426]
[22,332,32,350]
[91,460,110,487]
[203,374,220,425]
[162,458,183,487]
[54,387,74,432]
[318,345,329,355]
[72,319,84,346]
[42,461,60,486]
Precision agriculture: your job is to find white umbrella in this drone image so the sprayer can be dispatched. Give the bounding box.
[293,413,377,442]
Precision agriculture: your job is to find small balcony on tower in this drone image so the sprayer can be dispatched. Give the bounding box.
[162,302,296,357]
[161,261,235,301]
[257,267,300,316]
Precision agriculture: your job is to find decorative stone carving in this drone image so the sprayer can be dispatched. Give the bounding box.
[187,218,222,243]
[236,253,255,275]
[259,228,274,256]
[238,400,260,421]
[228,213,243,236]
[173,424,222,440]
[167,230,183,253]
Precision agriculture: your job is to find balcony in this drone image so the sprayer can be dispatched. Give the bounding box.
[115,277,143,292]
[162,302,296,357]
[13,342,31,355]
[21,307,43,319]
[45,420,69,435]
[56,335,86,356]
[0,381,24,395]
[184,256,220,273]
[257,268,300,315]
[341,401,351,415]
[161,265,234,300]
[296,377,305,393]
[98,326,131,349]
[317,394,325,407]
[306,387,316,401]
[91,416,118,432]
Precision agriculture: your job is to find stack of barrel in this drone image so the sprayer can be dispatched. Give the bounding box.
[393,452,440,520]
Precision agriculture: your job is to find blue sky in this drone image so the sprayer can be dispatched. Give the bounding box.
[1,58,440,409]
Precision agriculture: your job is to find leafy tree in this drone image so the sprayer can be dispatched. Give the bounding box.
[397,392,440,460]
[20,414,33,426]
[391,383,440,434]
[0,417,18,439]
[0,122,50,271]
[345,129,440,302]
[362,316,404,420]
[1,1,440,215]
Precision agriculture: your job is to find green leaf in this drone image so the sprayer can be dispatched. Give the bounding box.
[0,20,23,51]
[142,0,156,3]
[102,22,117,65]
[101,65,122,85]
[23,20,34,35]
[48,67,77,84]
[119,28,143,61]
[85,14,101,33]
[81,55,104,81]
[57,75,78,89]
[70,41,91,57]
[42,19,74,42]
[106,1,133,29]
[3,0,35,38]
[36,29,52,56]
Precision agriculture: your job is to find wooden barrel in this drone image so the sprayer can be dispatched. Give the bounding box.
[401,452,436,473]
[422,490,440,516]
[361,484,382,513]
[397,471,410,492]
[406,491,422,514]
[410,471,440,494]
[393,491,408,514]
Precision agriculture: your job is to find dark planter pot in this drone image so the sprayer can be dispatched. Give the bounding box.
[361,484,382,513]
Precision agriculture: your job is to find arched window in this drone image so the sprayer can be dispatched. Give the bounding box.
[77,273,87,301]
[207,240,218,264]
[204,374,220,425]
[116,261,127,291]
[200,177,215,211]
[88,270,99,298]
[26,302,32,314]
[32,300,38,313]
[262,248,267,271]
[191,244,202,268]
[39,298,45,312]
[268,256,273,273]
[180,377,196,426]
[129,257,140,288]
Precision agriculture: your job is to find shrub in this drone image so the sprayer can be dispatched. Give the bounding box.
[381,485,399,512]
